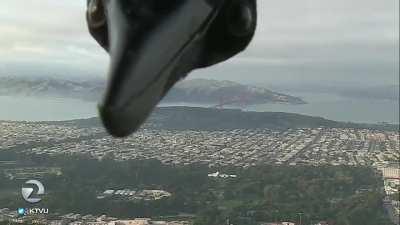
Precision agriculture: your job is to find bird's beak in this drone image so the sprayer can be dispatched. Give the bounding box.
[98,0,224,137]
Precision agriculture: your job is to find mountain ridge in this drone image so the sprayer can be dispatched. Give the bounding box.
[165,79,306,105]
[0,77,306,105]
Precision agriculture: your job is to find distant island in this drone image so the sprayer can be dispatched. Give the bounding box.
[278,83,399,101]
[0,77,306,105]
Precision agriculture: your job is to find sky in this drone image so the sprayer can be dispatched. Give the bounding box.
[0,0,398,87]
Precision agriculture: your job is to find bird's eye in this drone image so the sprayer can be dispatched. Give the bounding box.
[87,0,107,29]
[226,0,255,37]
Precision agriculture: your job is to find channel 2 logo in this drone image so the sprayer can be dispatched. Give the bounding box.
[21,180,45,203]
[18,180,49,216]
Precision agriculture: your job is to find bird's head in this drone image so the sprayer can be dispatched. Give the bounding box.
[86,0,257,137]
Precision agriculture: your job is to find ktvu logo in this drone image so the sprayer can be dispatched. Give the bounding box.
[18,180,49,216]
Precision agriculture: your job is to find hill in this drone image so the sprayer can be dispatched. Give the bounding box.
[46,107,398,131]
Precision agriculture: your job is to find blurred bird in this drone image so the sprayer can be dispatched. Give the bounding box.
[86,0,257,137]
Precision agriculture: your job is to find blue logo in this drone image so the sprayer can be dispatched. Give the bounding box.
[17,208,25,216]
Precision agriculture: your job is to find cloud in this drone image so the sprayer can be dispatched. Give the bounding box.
[194,0,399,85]
[0,0,107,76]
[0,0,398,85]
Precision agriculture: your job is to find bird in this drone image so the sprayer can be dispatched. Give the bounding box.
[86,0,257,137]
